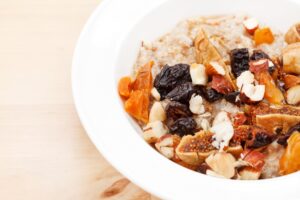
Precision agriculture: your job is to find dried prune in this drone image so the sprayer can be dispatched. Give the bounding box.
[168,117,197,137]
[250,50,270,61]
[165,101,192,121]
[166,82,194,104]
[194,86,223,102]
[224,92,240,105]
[154,64,192,99]
[230,48,250,77]
[278,122,300,146]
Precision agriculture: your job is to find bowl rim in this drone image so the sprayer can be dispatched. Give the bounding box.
[72,0,300,199]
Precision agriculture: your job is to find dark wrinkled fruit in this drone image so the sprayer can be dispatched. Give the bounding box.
[250,50,270,61]
[278,123,300,146]
[230,48,250,77]
[169,117,197,137]
[247,127,275,148]
[154,64,192,99]
[224,92,240,105]
[165,101,192,121]
[196,163,210,174]
[194,86,223,102]
[166,82,194,104]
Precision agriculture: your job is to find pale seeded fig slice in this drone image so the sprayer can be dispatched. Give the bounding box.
[255,114,300,135]
[195,29,236,90]
[285,23,300,44]
[175,131,216,165]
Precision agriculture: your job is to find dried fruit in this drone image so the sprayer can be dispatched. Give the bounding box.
[169,117,197,136]
[165,101,192,121]
[283,74,300,90]
[286,85,300,105]
[154,64,192,98]
[243,18,259,35]
[224,92,240,105]
[211,75,234,94]
[196,163,211,174]
[256,71,284,104]
[280,132,300,175]
[249,59,269,74]
[278,123,300,146]
[118,76,132,98]
[125,90,150,123]
[132,61,153,91]
[149,101,166,122]
[230,48,250,77]
[285,23,300,44]
[195,86,223,102]
[195,29,236,89]
[205,61,226,76]
[176,131,216,165]
[190,63,208,85]
[205,152,236,179]
[233,113,248,127]
[254,27,275,45]
[166,82,195,104]
[282,43,300,75]
[250,50,270,61]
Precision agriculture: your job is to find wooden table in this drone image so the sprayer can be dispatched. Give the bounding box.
[0,1,158,199]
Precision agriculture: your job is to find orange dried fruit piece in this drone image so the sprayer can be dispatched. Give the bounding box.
[118,76,132,98]
[254,27,275,45]
[125,89,150,123]
[132,60,154,91]
[256,71,284,104]
[280,132,300,175]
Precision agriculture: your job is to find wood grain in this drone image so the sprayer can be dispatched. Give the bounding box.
[0,0,158,199]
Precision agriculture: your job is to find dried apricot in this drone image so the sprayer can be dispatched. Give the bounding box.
[125,90,150,123]
[256,71,284,104]
[133,61,154,91]
[280,132,300,175]
[254,27,275,45]
[118,76,132,98]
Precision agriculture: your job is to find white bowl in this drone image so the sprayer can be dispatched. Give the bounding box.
[72,0,300,199]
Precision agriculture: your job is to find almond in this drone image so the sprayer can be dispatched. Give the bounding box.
[205,152,236,179]
[211,121,234,150]
[286,85,300,105]
[236,71,255,90]
[238,167,261,180]
[205,61,226,76]
[243,18,259,35]
[155,134,177,159]
[283,74,300,89]
[189,94,205,114]
[143,121,168,143]
[249,59,269,74]
[190,63,208,85]
[151,87,161,101]
[149,101,166,122]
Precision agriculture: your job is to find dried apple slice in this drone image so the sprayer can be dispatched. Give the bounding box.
[285,23,300,44]
[195,29,236,90]
[175,131,216,165]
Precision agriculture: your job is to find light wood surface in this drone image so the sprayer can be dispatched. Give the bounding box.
[0,1,157,199]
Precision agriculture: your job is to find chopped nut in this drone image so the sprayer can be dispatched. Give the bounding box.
[243,18,259,35]
[151,88,161,101]
[155,134,177,159]
[239,167,261,180]
[205,61,226,76]
[211,121,234,150]
[236,71,255,90]
[149,101,166,122]
[212,111,230,126]
[205,152,236,179]
[190,63,208,85]
[283,74,300,90]
[286,85,300,105]
[249,59,269,74]
[206,170,225,178]
[189,94,205,114]
[240,84,265,102]
[282,43,300,75]
[143,121,168,143]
